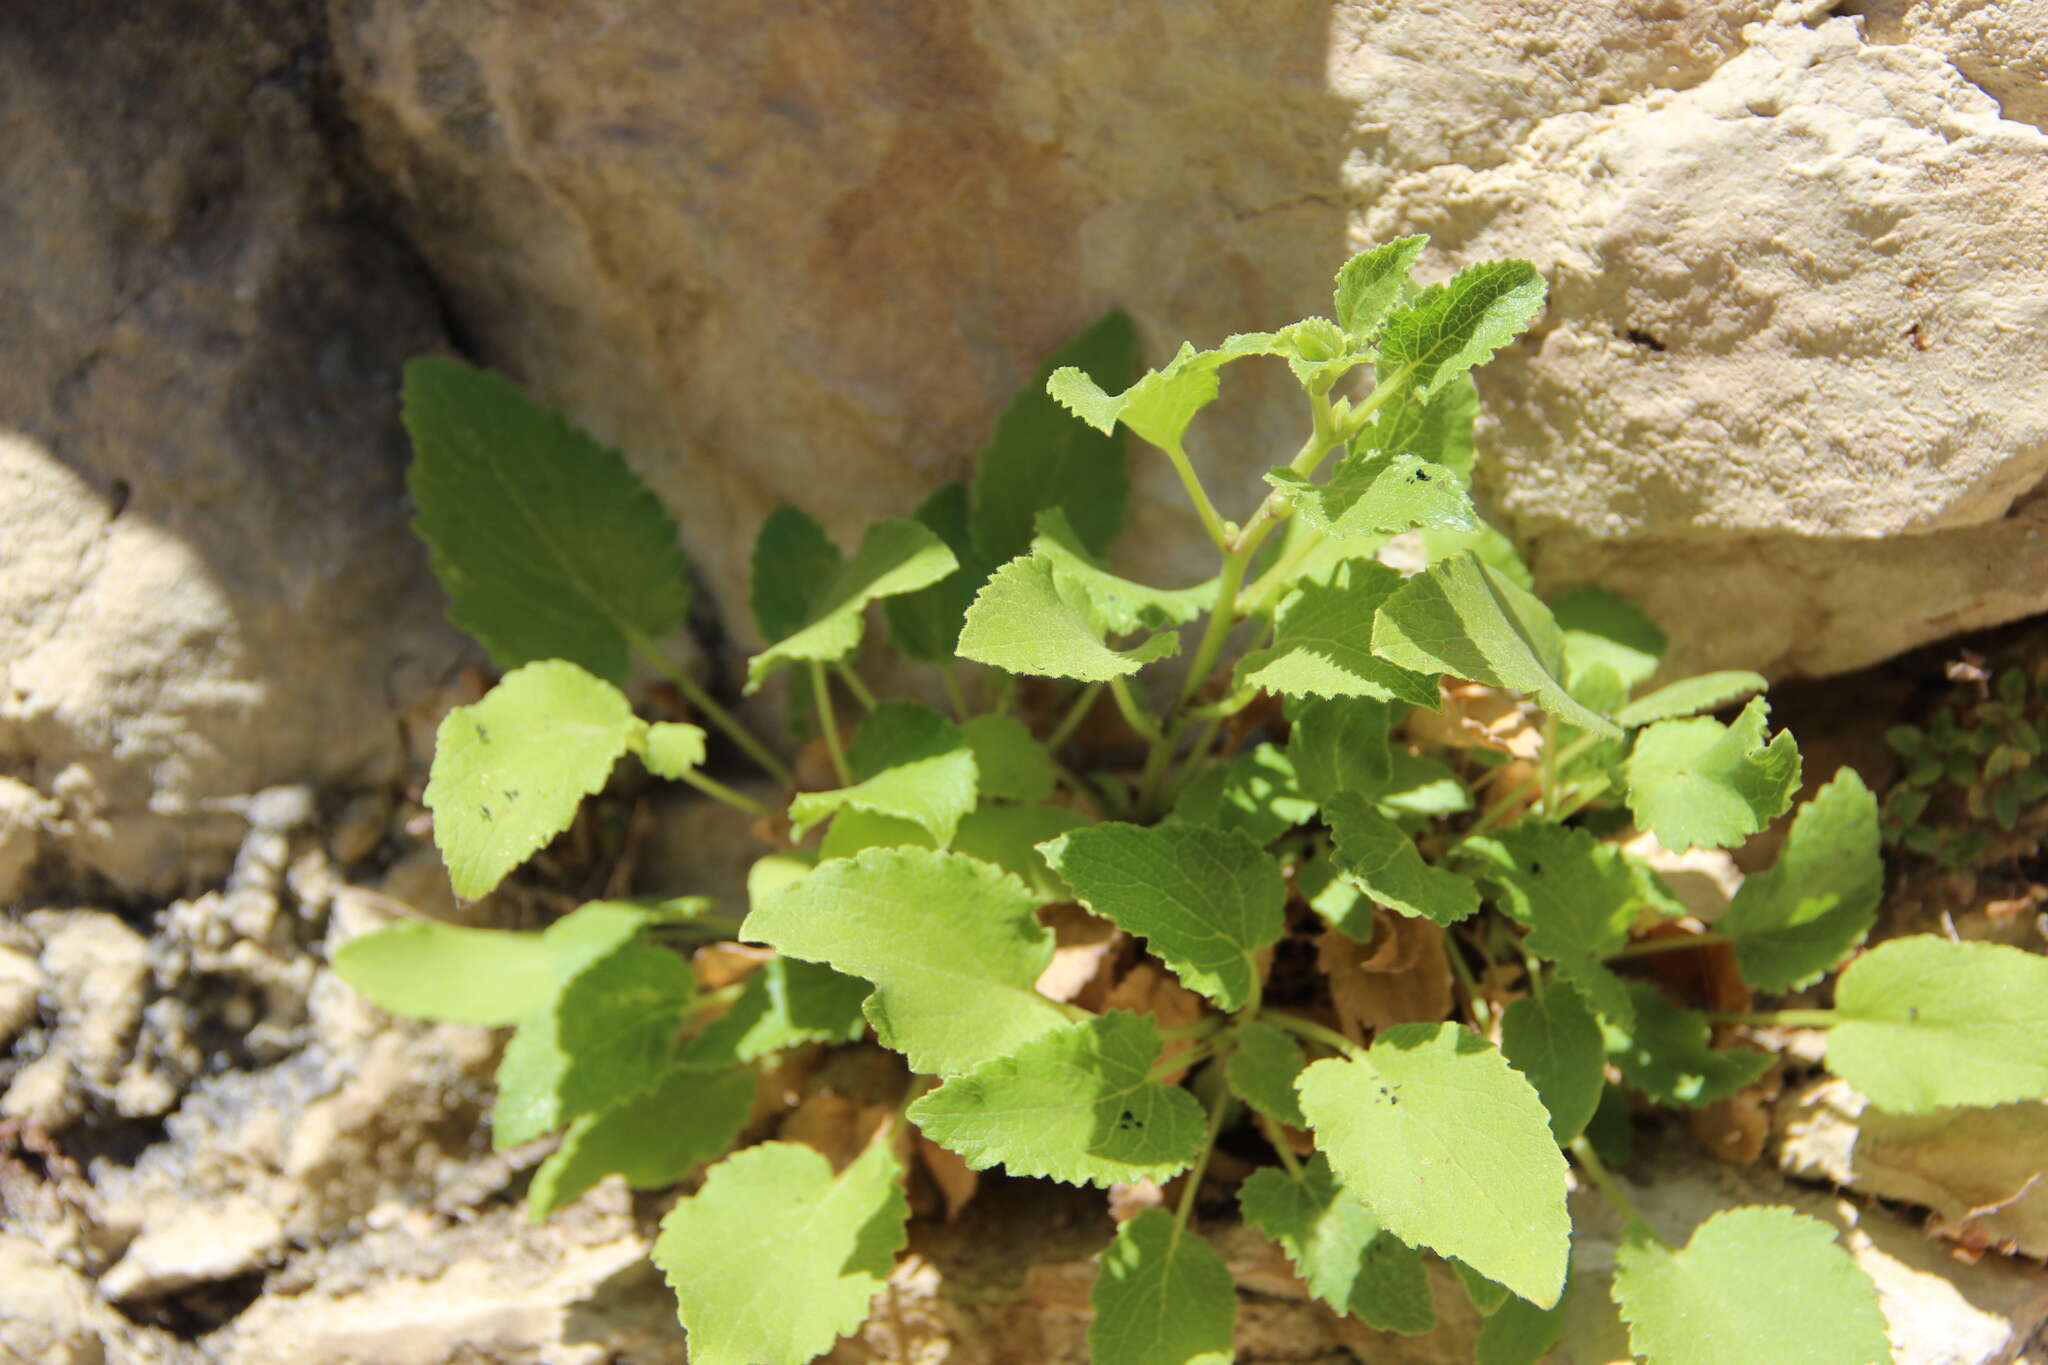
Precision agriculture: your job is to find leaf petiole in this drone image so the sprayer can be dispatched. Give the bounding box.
[1173,1060,1236,1236]
[809,660,854,787]
[1707,1008,1840,1029]
[629,634,793,787]
[673,767,775,821]
[834,661,878,713]
[1260,1008,1363,1060]
[1606,932,1732,961]
[1047,682,1105,751]
[1569,1135,1657,1243]
[1160,437,1233,552]
[1108,677,1164,744]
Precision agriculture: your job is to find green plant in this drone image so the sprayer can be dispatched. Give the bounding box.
[1882,664,2048,867]
[336,239,2048,1365]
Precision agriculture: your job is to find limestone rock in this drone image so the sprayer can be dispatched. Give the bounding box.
[330,3,2048,683]
[0,4,466,897]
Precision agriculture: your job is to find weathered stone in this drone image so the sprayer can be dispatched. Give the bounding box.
[0,1233,179,1365]
[0,4,466,897]
[0,945,45,1049]
[99,1194,288,1303]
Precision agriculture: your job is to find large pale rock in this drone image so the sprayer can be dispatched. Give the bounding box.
[1363,16,2048,674]
[0,4,465,896]
[331,2,2048,682]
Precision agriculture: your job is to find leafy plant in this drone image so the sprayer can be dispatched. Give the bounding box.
[333,240,2048,1365]
[1882,663,2048,867]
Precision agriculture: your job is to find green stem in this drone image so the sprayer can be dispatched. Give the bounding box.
[1161,438,1233,552]
[1708,1008,1839,1029]
[1228,390,1340,557]
[1047,683,1104,750]
[1258,1112,1304,1179]
[628,636,793,787]
[674,768,774,820]
[1147,1036,1220,1083]
[1158,1015,1227,1045]
[809,660,854,787]
[940,664,971,722]
[834,661,878,713]
[1173,1063,1236,1236]
[1549,774,1612,824]
[1538,715,1561,817]
[1606,932,1733,960]
[1444,933,1491,1031]
[1135,718,1184,817]
[1236,527,1328,619]
[1260,1009,1362,1060]
[1462,733,1603,838]
[1161,716,1223,806]
[1174,544,1257,710]
[1569,1136,1658,1243]
[1108,677,1164,744]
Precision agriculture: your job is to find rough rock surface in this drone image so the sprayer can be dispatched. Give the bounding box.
[331,1,2047,677]
[0,3,466,896]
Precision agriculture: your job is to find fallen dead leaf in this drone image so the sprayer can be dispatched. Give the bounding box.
[1105,962,1208,1082]
[914,1135,980,1222]
[779,1091,893,1172]
[1034,904,1124,1005]
[1108,1178,1165,1223]
[1406,680,1544,760]
[691,942,772,991]
[1317,919,1453,1042]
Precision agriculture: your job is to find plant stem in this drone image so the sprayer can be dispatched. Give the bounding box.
[1047,683,1104,750]
[1444,935,1492,1032]
[1173,1066,1236,1236]
[674,768,774,820]
[1569,1136,1658,1242]
[1708,1008,1840,1029]
[1160,437,1232,551]
[1260,1009,1362,1059]
[809,660,853,786]
[940,663,971,722]
[1258,1112,1304,1179]
[1175,545,1257,710]
[628,636,793,787]
[834,661,878,713]
[1162,716,1223,805]
[1606,932,1733,960]
[1135,718,1184,817]
[1108,677,1164,743]
[1236,527,1329,619]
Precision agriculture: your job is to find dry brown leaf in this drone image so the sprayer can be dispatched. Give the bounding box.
[691,941,772,991]
[1316,919,1454,1041]
[1034,904,1124,1005]
[914,1135,980,1222]
[1108,1178,1165,1223]
[1406,680,1544,759]
[1691,1086,1775,1165]
[1628,921,1752,1016]
[1105,962,1208,1082]
[779,1091,893,1172]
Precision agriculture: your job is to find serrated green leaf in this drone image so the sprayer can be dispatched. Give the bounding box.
[1373,552,1621,739]
[491,901,665,1148]
[1377,259,1546,403]
[973,311,1135,565]
[1041,822,1286,1011]
[1031,508,1213,633]
[957,554,1182,681]
[1614,670,1768,728]
[1171,744,1316,847]
[1464,824,1638,1027]
[745,519,958,691]
[962,713,1056,803]
[1237,558,1440,704]
[750,504,843,644]
[677,957,870,1069]
[1604,982,1771,1107]
[1089,1207,1237,1365]
[884,482,988,663]
[1826,936,2048,1114]
[1500,986,1605,1142]
[1298,1024,1571,1307]
[640,722,707,780]
[655,1138,909,1365]
[1265,452,1476,541]
[1612,1208,1891,1365]
[528,1065,752,1218]
[1551,586,1667,691]
[742,848,1069,1074]
[403,357,688,684]
[1474,1285,1567,1365]
[1334,236,1429,343]
[789,701,978,845]
[553,938,699,1121]
[1624,698,1800,852]
[1362,370,1479,484]
[1455,1260,1514,1316]
[1287,696,1393,805]
[1372,750,1474,818]
[1239,1155,1434,1334]
[1720,771,1881,991]
[819,802,1090,902]
[909,1011,1206,1186]
[1228,1021,1309,1129]
[425,661,644,899]
[1324,791,1479,927]
[332,920,556,1026]
[1297,853,1371,929]
[1051,340,1225,454]
[747,850,815,909]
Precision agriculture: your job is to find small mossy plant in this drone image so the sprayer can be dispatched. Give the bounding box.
[336,239,2048,1365]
